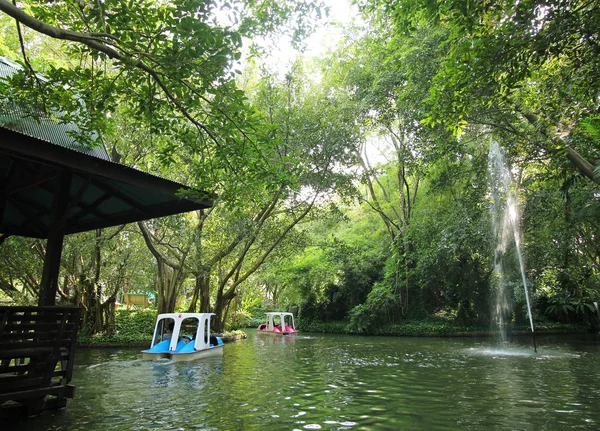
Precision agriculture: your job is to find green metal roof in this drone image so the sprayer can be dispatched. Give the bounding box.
[0,57,110,160]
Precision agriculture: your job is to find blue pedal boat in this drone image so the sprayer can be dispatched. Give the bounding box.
[141,313,223,361]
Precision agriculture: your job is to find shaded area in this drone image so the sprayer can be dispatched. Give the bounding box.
[0,306,80,418]
[0,127,213,238]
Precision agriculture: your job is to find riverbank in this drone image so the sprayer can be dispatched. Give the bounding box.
[77,330,247,348]
[76,309,593,347]
[297,320,592,337]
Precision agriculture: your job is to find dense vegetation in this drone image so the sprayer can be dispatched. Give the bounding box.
[0,0,598,336]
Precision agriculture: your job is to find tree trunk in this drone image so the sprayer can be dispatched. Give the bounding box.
[155,260,184,314]
[213,287,236,332]
[199,273,211,313]
[103,297,117,335]
[188,271,211,313]
[138,221,189,315]
[188,278,199,313]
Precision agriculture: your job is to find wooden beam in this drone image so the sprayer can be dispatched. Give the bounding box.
[3,156,57,197]
[5,193,51,237]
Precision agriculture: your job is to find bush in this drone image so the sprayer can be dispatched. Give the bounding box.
[115,309,157,337]
[348,282,398,333]
[298,320,352,334]
[78,309,157,345]
[298,318,486,336]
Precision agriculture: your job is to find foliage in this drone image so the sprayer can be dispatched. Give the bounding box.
[522,157,600,329]
[408,190,493,325]
[356,0,600,185]
[114,309,157,337]
[300,318,484,336]
[348,282,398,333]
[297,320,354,334]
[0,0,329,173]
[299,316,582,336]
[0,236,43,303]
[78,309,156,344]
[77,309,248,345]
[270,204,388,324]
[2,0,599,335]
[0,0,345,333]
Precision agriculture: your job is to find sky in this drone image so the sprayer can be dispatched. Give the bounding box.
[242,0,390,166]
[258,0,360,73]
[302,0,358,55]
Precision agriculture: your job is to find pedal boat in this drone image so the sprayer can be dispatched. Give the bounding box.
[141,313,223,361]
[257,312,298,334]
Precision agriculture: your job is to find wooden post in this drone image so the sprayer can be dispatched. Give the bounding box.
[38,169,71,306]
[0,177,5,230]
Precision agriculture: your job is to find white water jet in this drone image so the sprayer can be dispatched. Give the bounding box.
[488,140,536,350]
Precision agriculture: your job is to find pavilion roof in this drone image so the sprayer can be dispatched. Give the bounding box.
[0,57,214,239]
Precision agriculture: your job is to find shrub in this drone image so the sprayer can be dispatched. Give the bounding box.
[348,282,398,333]
[78,309,157,345]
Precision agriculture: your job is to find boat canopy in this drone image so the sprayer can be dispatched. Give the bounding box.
[263,312,295,331]
[150,313,216,352]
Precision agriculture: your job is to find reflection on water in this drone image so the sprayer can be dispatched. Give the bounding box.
[8,332,600,431]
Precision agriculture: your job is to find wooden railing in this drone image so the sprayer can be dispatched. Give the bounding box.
[0,306,80,417]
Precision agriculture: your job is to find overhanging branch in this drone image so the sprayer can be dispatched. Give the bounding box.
[521,111,599,185]
[0,0,221,146]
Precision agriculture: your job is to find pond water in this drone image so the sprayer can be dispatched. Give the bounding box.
[11,330,600,431]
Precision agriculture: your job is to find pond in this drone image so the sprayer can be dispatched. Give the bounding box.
[11,330,600,430]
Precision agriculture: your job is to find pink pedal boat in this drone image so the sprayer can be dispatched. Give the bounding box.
[257,312,298,334]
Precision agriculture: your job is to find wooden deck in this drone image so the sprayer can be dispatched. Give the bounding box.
[0,306,80,417]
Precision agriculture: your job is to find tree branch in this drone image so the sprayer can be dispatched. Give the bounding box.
[137,221,181,270]
[521,111,599,185]
[223,192,320,299]
[0,0,221,146]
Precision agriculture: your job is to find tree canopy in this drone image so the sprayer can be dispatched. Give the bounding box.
[1,0,598,334]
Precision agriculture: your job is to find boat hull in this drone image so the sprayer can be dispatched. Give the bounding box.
[141,345,223,361]
[141,313,223,362]
[257,328,297,335]
[141,351,170,361]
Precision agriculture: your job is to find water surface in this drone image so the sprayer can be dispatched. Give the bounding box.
[11,331,600,430]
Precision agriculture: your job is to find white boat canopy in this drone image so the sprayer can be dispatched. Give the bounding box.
[151,313,216,352]
[263,312,295,331]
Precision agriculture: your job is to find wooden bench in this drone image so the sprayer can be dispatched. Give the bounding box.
[0,306,80,417]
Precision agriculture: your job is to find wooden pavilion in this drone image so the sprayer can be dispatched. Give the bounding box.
[0,57,214,417]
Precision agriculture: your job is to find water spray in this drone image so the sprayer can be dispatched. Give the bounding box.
[489,140,537,353]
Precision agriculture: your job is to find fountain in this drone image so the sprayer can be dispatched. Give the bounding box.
[488,140,537,352]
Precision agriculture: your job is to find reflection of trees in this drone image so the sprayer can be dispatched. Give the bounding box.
[70,336,598,429]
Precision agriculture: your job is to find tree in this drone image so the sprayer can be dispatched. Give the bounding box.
[0,236,44,302]
[0,0,330,322]
[0,0,329,188]
[181,64,360,331]
[59,226,133,334]
[138,217,192,315]
[523,165,600,327]
[351,0,600,328]
[355,0,600,185]
[324,24,461,315]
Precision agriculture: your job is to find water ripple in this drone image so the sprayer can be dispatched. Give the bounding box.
[9,332,600,431]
